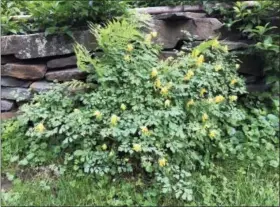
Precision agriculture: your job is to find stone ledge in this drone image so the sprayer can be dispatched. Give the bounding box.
[1,77,32,88]
[2,63,47,80]
[1,17,223,58]
[154,12,207,20]
[30,81,55,92]
[1,87,32,101]
[1,30,97,59]
[47,55,77,69]
[1,100,16,112]
[1,111,18,120]
[45,68,87,82]
[151,18,223,49]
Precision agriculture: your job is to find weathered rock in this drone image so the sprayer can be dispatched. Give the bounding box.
[159,51,178,60]
[1,112,17,120]
[1,100,15,112]
[151,18,223,49]
[1,30,97,59]
[154,12,207,20]
[30,81,55,92]
[2,63,47,80]
[45,68,87,82]
[1,77,32,87]
[47,55,77,69]
[1,87,32,101]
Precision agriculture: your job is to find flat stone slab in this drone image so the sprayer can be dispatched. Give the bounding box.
[1,100,15,112]
[1,30,97,59]
[45,68,87,82]
[2,63,47,80]
[151,18,223,49]
[47,55,77,69]
[30,81,55,92]
[1,112,18,120]
[1,77,32,87]
[154,12,207,20]
[1,87,32,101]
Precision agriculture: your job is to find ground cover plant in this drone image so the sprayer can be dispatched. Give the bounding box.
[1,12,279,206]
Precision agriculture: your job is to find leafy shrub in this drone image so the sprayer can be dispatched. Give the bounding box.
[2,13,279,202]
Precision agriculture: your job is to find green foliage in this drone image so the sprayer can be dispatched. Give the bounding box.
[207,1,280,105]
[1,165,279,206]
[2,14,279,203]
[1,0,127,36]
[0,0,31,35]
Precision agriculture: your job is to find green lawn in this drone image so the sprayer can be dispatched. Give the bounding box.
[2,162,278,206]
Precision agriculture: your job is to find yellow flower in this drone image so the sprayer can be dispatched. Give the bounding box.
[223,45,228,53]
[111,114,120,126]
[202,113,208,122]
[200,88,207,97]
[209,130,217,139]
[124,55,130,62]
[207,98,214,103]
[158,158,167,167]
[101,144,107,151]
[196,55,204,66]
[124,158,129,162]
[177,51,185,56]
[166,56,174,62]
[120,104,127,111]
[160,86,169,96]
[167,82,173,89]
[214,95,225,103]
[212,39,220,48]
[230,79,238,85]
[184,70,194,81]
[74,108,80,113]
[165,99,171,107]
[229,95,238,102]
[154,79,161,88]
[35,123,46,133]
[133,144,142,152]
[214,64,222,72]
[235,64,240,70]
[191,49,200,58]
[127,44,134,52]
[151,31,158,38]
[187,99,195,107]
[145,34,152,42]
[141,126,149,135]
[94,110,102,119]
[151,68,158,78]
[109,151,114,157]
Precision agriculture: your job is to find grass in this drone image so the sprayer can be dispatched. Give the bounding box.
[1,163,279,206]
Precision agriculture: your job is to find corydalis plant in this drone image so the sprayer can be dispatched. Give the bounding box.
[3,13,278,202]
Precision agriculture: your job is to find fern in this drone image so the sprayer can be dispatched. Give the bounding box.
[62,80,94,91]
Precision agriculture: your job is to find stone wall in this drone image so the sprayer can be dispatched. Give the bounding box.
[1,8,272,120]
